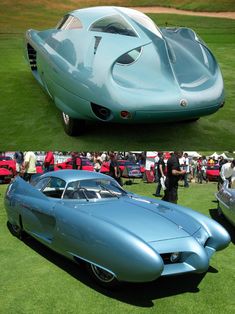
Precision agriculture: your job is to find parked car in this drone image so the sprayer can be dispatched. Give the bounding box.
[5,170,230,288]
[206,164,220,181]
[100,160,144,177]
[99,161,110,174]
[55,157,94,171]
[216,180,235,227]
[25,6,225,136]
[0,167,13,184]
[0,156,16,175]
[36,160,44,174]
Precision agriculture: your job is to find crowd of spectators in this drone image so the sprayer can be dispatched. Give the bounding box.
[153,152,235,204]
[1,152,234,203]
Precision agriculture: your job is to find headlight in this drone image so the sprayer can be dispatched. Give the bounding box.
[170,252,180,263]
[194,228,209,246]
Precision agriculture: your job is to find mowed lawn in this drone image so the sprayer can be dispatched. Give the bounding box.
[0,1,235,150]
[0,180,235,314]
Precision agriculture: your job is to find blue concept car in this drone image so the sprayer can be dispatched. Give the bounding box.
[25,6,225,135]
[216,180,235,227]
[5,170,230,288]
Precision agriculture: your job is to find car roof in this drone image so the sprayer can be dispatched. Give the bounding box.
[71,6,138,21]
[41,169,111,182]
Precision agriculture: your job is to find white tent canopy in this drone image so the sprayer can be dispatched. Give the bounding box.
[210,152,231,160]
[184,151,201,158]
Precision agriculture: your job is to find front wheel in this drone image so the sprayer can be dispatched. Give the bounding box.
[7,221,23,239]
[87,263,120,288]
[182,117,200,123]
[62,112,85,136]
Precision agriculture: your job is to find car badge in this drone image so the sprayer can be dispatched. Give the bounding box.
[180,99,188,107]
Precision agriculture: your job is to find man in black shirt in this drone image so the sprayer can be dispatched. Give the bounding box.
[162,152,186,204]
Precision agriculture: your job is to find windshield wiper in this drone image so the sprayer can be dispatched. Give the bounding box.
[73,187,89,201]
[99,184,120,199]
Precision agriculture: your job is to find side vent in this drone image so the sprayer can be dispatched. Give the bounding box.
[27,43,37,71]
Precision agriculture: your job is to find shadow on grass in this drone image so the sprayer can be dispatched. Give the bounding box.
[75,118,198,142]
[209,207,235,244]
[18,232,208,307]
[123,180,139,186]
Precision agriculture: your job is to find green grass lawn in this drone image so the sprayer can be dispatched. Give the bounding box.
[0,1,235,150]
[129,0,235,12]
[0,180,235,313]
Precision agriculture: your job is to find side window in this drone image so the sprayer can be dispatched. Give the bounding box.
[42,177,66,198]
[116,47,142,65]
[34,177,51,190]
[57,15,83,30]
[90,15,137,37]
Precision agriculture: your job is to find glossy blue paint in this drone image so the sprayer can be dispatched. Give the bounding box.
[25,6,225,134]
[5,170,230,284]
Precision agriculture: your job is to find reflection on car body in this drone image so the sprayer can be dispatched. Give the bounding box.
[216,180,235,227]
[25,6,225,136]
[5,170,230,288]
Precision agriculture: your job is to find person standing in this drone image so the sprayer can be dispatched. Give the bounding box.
[201,156,208,183]
[44,151,54,172]
[218,160,235,189]
[109,153,122,186]
[162,152,186,204]
[182,153,190,188]
[154,152,165,197]
[71,152,82,170]
[93,152,102,172]
[23,151,37,182]
[13,151,24,175]
[190,157,197,182]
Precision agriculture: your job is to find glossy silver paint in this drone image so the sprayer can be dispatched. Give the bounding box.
[216,180,235,227]
[5,170,230,283]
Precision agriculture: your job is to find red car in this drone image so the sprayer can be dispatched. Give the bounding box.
[206,164,220,181]
[36,160,44,174]
[0,156,16,175]
[100,161,110,174]
[55,157,94,171]
[0,167,13,184]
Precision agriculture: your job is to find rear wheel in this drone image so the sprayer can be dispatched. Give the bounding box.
[62,112,85,136]
[87,263,119,288]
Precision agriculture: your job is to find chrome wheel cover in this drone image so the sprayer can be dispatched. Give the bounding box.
[90,264,115,283]
[62,112,70,125]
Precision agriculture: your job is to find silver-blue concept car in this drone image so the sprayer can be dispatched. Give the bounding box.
[216,180,235,227]
[5,170,230,287]
[25,6,225,135]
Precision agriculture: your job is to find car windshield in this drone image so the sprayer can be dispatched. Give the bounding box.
[207,165,219,170]
[63,178,127,200]
[82,158,93,166]
[0,156,11,161]
[125,10,162,38]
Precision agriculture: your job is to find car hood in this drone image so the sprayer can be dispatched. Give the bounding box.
[88,196,201,242]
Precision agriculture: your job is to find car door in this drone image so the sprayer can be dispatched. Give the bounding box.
[20,176,65,244]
